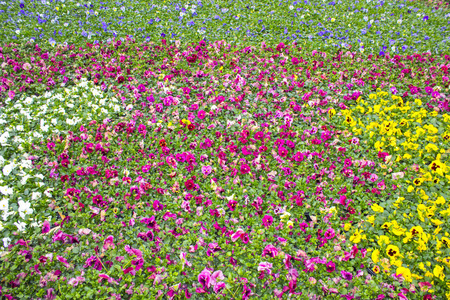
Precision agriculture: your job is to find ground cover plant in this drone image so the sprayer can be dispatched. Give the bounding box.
[0,0,450,299]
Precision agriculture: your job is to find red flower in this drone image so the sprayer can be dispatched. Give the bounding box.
[188,124,195,131]
[117,76,125,84]
[159,139,167,147]
[184,179,195,190]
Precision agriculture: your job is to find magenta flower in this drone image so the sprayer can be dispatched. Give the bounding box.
[262,215,273,228]
[67,276,85,286]
[242,285,253,300]
[103,236,115,251]
[326,261,336,273]
[56,255,70,268]
[197,110,206,119]
[262,244,279,257]
[324,228,335,240]
[138,124,146,135]
[240,164,251,175]
[227,199,238,211]
[291,57,299,65]
[42,220,50,234]
[210,270,224,287]
[213,282,226,294]
[231,228,245,242]
[254,131,264,140]
[8,90,15,100]
[241,233,250,244]
[278,146,288,157]
[257,262,273,273]
[341,270,353,281]
[98,274,119,285]
[198,269,212,289]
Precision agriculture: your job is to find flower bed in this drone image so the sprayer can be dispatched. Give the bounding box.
[0,38,449,299]
[0,0,450,298]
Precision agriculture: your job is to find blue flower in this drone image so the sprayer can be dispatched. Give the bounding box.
[423,16,429,21]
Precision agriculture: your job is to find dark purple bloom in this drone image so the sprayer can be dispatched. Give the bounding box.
[341,270,353,281]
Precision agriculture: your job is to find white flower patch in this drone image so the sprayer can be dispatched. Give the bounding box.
[0,79,123,235]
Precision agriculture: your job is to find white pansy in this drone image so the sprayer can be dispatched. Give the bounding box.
[0,198,8,211]
[24,97,33,105]
[35,174,44,180]
[20,174,31,185]
[14,221,26,231]
[0,186,13,195]
[13,136,24,144]
[2,237,11,248]
[2,164,15,176]
[21,159,32,169]
[44,188,53,198]
[18,200,33,219]
[16,125,24,131]
[0,132,9,145]
[31,192,41,200]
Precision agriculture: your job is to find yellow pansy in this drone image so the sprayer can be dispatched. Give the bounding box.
[416,239,428,251]
[349,229,366,243]
[433,265,445,281]
[372,249,380,263]
[435,196,446,205]
[429,154,449,176]
[386,245,402,258]
[413,178,424,186]
[378,235,390,246]
[425,143,439,153]
[371,203,384,213]
[424,124,438,135]
[390,220,407,236]
[396,267,412,282]
[328,108,336,118]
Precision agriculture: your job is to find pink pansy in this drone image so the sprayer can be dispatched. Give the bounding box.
[201,165,212,176]
[197,269,211,289]
[257,262,273,273]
